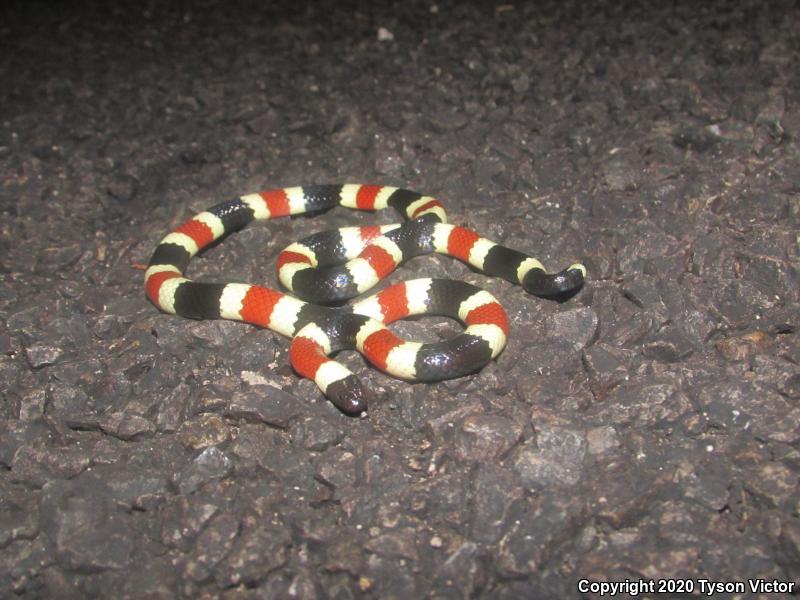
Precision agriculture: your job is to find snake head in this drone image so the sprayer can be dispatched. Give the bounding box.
[522,264,586,301]
[326,374,368,415]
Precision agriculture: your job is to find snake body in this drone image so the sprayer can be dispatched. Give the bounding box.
[145,184,585,413]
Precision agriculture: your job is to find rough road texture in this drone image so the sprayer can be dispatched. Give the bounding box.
[1,1,799,598]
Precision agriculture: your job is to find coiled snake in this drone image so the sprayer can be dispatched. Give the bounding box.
[145,184,585,414]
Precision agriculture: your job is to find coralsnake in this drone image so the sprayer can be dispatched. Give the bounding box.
[145,184,585,414]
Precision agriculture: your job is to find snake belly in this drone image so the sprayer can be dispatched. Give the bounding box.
[144,184,586,413]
